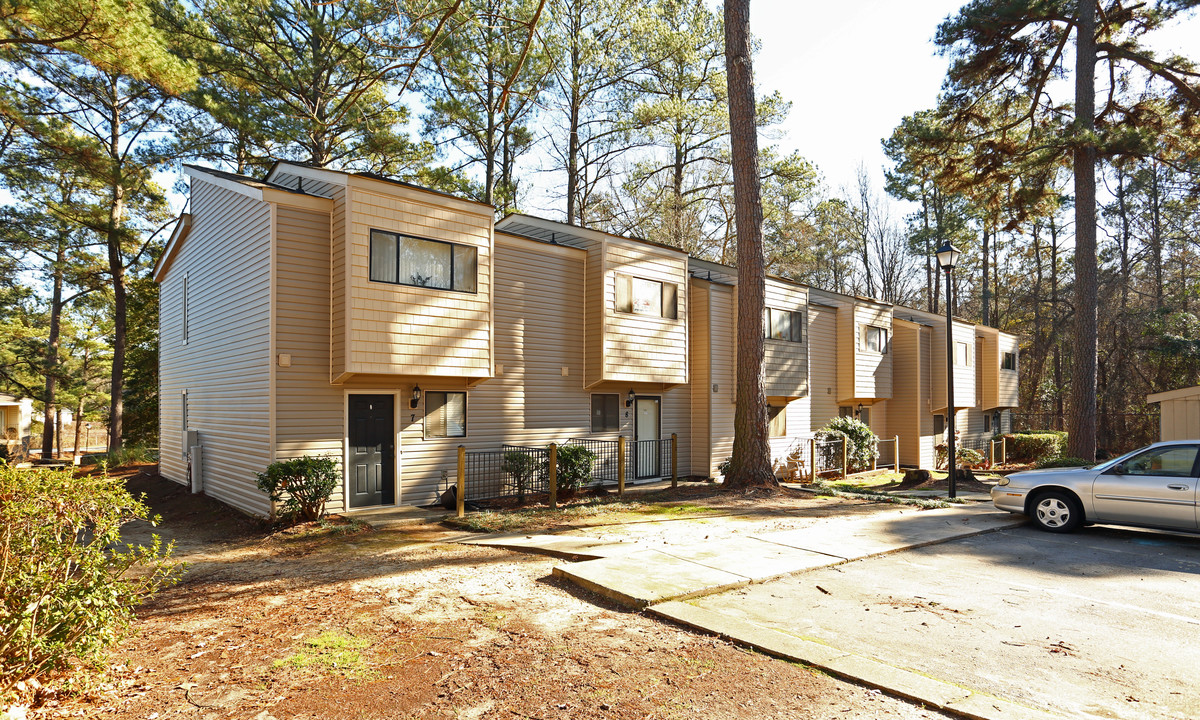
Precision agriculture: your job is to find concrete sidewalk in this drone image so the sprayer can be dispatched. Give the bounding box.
[550,504,1023,609]
[457,504,1049,720]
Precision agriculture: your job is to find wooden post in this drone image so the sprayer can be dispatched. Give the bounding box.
[671,433,678,488]
[809,437,816,482]
[1002,436,1007,465]
[893,435,899,469]
[617,436,626,499]
[841,438,848,477]
[872,440,878,471]
[548,443,558,510]
[988,440,995,467]
[456,445,466,519]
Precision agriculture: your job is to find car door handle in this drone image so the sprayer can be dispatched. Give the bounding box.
[1167,484,1190,491]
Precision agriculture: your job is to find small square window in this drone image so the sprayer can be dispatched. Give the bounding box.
[425,391,466,438]
[955,341,971,366]
[862,326,888,353]
[934,414,945,436]
[615,274,678,319]
[764,308,803,342]
[1002,352,1017,371]
[984,414,992,432]
[591,394,620,433]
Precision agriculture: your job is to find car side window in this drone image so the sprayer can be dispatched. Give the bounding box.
[1119,446,1200,478]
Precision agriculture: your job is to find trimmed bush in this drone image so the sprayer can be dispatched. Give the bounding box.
[1001,432,1068,463]
[1036,456,1091,469]
[0,467,178,687]
[936,444,986,469]
[551,444,597,492]
[819,416,879,473]
[256,455,340,522]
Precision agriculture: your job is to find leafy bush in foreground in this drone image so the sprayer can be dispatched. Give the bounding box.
[256,455,340,522]
[819,416,879,472]
[0,467,178,688]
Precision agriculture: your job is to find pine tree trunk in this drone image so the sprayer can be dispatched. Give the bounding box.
[723,0,774,491]
[41,245,64,457]
[1068,0,1098,461]
[981,225,991,326]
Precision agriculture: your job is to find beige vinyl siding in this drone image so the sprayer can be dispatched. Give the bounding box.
[688,280,712,475]
[338,179,494,379]
[978,328,999,410]
[330,185,348,381]
[997,332,1020,408]
[158,177,272,515]
[887,320,923,466]
[808,306,839,432]
[928,318,977,412]
[273,204,349,509]
[851,305,893,401]
[602,239,688,385]
[918,328,937,468]
[763,281,808,398]
[584,243,604,386]
[1151,387,1200,441]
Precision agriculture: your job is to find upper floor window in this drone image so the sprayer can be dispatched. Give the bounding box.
[764,308,803,342]
[615,274,678,319]
[369,229,477,293]
[181,274,189,344]
[955,341,971,366]
[861,325,888,353]
[1002,351,1017,371]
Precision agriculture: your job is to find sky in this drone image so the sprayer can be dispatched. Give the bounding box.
[747,0,1200,195]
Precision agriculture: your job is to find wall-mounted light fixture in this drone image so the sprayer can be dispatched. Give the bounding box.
[856,403,865,417]
[410,385,422,409]
[626,389,636,407]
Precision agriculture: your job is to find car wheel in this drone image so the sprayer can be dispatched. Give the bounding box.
[1030,490,1083,533]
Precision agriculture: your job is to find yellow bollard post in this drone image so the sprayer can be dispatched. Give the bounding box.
[456,445,466,519]
[671,433,678,489]
[548,443,558,510]
[617,436,626,499]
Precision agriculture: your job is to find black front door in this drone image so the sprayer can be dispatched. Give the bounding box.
[348,394,395,508]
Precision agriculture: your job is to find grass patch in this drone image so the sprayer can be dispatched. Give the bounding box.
[445,497,719,533]
[274,630,372,677]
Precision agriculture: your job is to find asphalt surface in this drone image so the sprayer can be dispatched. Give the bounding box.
[685,523,1200,720]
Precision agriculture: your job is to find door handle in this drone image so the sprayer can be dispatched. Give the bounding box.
[1167,484,1190,491]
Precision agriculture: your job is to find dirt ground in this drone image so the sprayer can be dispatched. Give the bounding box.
[25,468,954,719]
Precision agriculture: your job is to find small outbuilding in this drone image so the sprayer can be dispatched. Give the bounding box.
[1147,385,1200,441]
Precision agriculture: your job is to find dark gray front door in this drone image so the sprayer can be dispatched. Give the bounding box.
[348,395,395,508]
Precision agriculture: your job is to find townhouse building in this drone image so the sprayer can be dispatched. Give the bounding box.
[155,162,1019,516]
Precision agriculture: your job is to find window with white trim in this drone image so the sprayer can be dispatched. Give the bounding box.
[615,274,678,319]
[955,341,971,366]
[369,229,477,292]
[425,391,467,438]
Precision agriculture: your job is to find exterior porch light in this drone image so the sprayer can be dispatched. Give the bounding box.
[410,385,422,409]
[935,241,962,499]
[626,389,636,407]
[856,403,865,418]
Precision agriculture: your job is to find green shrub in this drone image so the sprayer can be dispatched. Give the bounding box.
[935,444,986,469]
[819,416,879,472]
[1001,432,1068,462]
[501,450,540,502]
[256,455,340,522]
[0,467,178,688]
[1036,456,1091,469]
[551,444,597,491]
[99,444,158,467]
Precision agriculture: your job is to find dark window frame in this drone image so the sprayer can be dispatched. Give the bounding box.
[1002,351,1017,371]
[862,325,888,354]
[591,394,620,433]
[424,390,468,439]
[614,273,679,319]
[764,308,804,343]
[368,228,478,294]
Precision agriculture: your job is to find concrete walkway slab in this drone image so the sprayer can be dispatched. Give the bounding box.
[347,505,448,530]
[553,549,748,608]
[651,601,1059,720]
[657,537,837,582]
[456,533,637,560]
[756,506,1024,561]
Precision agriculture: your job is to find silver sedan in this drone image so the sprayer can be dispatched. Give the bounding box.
[991,441,1200,533]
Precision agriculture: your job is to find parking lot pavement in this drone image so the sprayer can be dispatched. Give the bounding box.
[678,524,1200,720]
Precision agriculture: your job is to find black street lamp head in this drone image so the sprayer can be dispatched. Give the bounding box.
[935,242,962,271]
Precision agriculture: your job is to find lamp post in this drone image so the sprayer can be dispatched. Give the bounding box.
[936,242,962,499]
